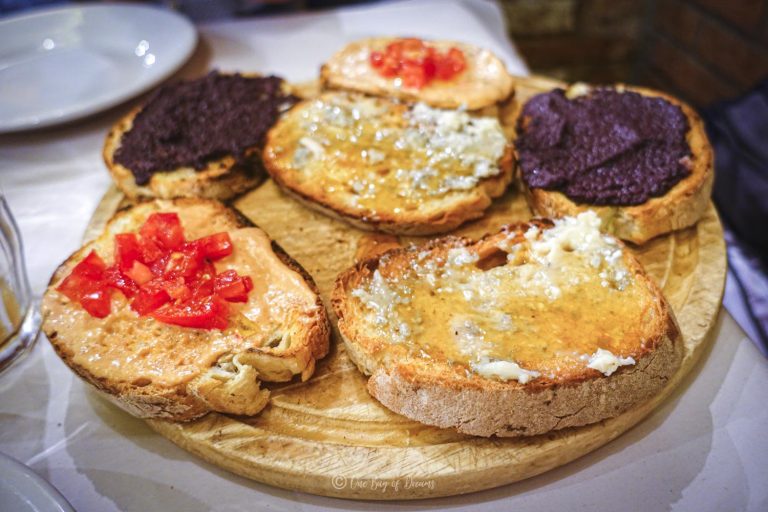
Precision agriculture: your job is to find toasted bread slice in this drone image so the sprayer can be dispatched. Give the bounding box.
[332,211,683,437]
[41,199,330,421]
[508,83,713,244]
[321,37,513,110]
[104,108,264,201]
[263,92,514,235]
[104,73,297,201]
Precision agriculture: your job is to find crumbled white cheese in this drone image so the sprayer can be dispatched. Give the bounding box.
[471,359,541,384]
[450,317,490,358]
[295,95,507,199]
[402,102,507,195]
[497,211,632,296]
[298,137,325,158]
[586,348,636,376]
[446,247,479,267]
[350,270,411,342]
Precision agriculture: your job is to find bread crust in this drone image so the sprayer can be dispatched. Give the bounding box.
[103,108,264,202]
[263,93,515,236]
[320,37,514,110]
[509,83,714,244]
[331,221,684,437]
[41,198,330,421]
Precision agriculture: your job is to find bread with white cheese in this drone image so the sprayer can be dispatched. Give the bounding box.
[263,91,514,235]
[332,212,682,437]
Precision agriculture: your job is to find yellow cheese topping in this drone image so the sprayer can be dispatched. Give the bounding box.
[351,212,650,382]
[266,93,508,216]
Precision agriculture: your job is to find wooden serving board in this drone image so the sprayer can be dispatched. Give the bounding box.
[86,76,726,500]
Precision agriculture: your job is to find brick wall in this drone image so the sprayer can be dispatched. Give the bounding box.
[639,0,768,107]
[502,0,768,108]
[502,0,645,83]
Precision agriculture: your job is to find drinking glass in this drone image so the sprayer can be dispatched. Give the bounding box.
[0,195,40,374]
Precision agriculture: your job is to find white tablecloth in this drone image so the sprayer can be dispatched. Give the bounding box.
[0,1,766,510]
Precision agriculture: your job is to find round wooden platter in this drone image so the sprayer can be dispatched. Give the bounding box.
[86,76,726,500]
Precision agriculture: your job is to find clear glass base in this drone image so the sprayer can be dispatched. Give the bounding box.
[0,303,41,374]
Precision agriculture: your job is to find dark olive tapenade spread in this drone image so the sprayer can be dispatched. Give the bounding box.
[114,71,297,185]
[516,88,692,206]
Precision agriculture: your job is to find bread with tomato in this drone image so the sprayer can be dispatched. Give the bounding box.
[320,37,514,110]
[41,198,330,421]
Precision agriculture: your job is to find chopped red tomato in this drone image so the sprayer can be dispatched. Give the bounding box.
[57,212,253,330]
[114,233,142,272]
[139,212,185,251]
[139,237,165,264]
[151,295,229,330]
[56,251,113,318]
[195,232,233,260]
[370,38,466,89]
[125,260,153,285]
[56,251,111,317]
[214,270,254,303]
[163,277,192,302]
[130,283,170,316]
[78,288,111,318]
[104,267,138,298]
[163,247,203,279]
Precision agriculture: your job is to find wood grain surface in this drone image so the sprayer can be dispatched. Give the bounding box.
[86,76,726,500]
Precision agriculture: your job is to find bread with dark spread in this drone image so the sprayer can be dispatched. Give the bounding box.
[104,72,297,201]
[507,81,713,244]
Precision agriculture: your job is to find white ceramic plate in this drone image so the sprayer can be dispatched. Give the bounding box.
[0,4,197,133]
[0,452,74,512]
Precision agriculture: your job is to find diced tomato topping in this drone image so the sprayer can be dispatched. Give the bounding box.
[369,38,466,89]
[130,283,170,316]
[79,288,112,318]
[139,212,185,251]
[163,277,192,302]
[214,270,254,303]
[56,251,112,318]
[56,252,105,299]
[151,295,229,330]
[57,212,253,330]
[104,267,138,298]
[195,232,233,261]
[139,237,165,264]
[114,233,142,272]
[125,260,153,285]
[163,248,203,279]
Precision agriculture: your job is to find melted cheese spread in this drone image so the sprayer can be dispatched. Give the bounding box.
[351,212,645,382]
[267,93,507,216]
[586,348,636,376]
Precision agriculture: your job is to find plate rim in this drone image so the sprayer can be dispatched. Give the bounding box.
[0,451,75,512]
[0,3,198,133]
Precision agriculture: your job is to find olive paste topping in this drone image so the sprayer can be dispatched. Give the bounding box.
[516,88,692,206]
[114,72,297,185]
